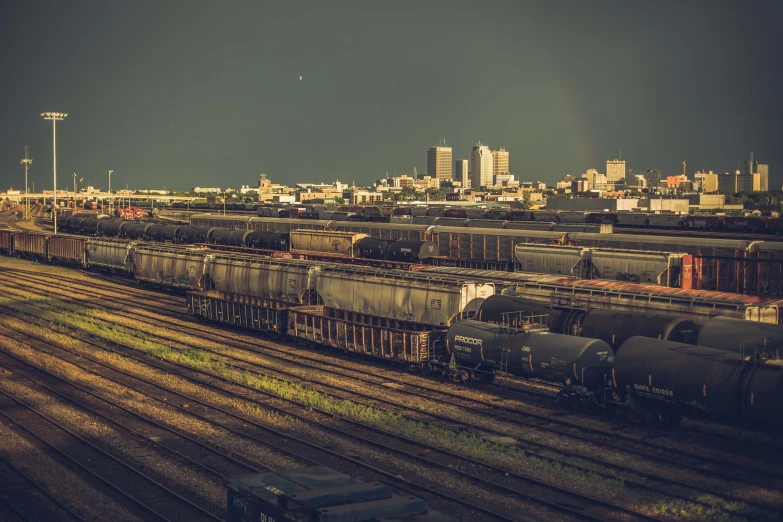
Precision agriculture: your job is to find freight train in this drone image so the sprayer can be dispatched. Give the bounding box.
[59,216,440,264]
[2,228,782,432]
[166,200,783,235]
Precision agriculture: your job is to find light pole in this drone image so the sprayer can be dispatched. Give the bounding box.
[73,173,77,209]
[41,112,67,234]
[223,190,227,215]
[108,170,113,216]
[20,146,32,219]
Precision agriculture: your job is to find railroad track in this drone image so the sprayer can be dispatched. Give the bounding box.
[2,273,782,519]
[0,314,552,522]
[6,267,783,463]
[0,386,221,522]
[0,455,83,522]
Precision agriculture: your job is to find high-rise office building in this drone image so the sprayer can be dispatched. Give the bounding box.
[427,144,453,181]
[470,143,494,188]
[606,159,626,183]
[644,169,661,189]
[694,171,719,193]
[744,153,769,192]
[491,148,510,176]
[455,159,469,188]
[754,163,769,192]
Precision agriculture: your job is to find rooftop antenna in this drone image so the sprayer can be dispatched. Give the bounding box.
[619,148,622,161]
[441,135,447,147]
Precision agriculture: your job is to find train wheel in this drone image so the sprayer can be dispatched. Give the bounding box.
[459,370,474,385]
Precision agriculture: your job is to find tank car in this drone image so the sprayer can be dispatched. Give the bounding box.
[477,295,560,329]
[245,230,289,250]
[211,228,251,247]
[123,222,153,240]
[356,237,388,260]
[613,337,783,432]
[697,316,783,356]
[79,218,102,236]
[576,309,698,351]
[445,319,614,388]
[177,225,214,244]
[147,224,182,242]
[98,219,128,237]
[385,240,440,263]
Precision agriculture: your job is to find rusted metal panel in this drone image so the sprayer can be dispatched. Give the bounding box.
[0,230,12,253]
[187,290,288,333]
[13,232,47,257]
[288,305,442,364]
[48,235,86,266]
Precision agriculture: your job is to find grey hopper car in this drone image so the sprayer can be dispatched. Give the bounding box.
[85,238,136,272]
[697,316,783,355]
[577,310,698,351]
[613,337,783,432]
[131,245,207,290]
[446,319,614,388]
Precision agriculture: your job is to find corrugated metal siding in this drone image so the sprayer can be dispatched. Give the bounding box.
[85,239,134,271]
[13,233,47,256]
[206,256,318,304]
[0,231,12,252]
[290,230,367,257]
[48,236,86,265]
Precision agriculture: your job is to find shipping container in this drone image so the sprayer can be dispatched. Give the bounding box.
[12,232,47,259]
[187,290,288,335]
[206,255,318,305]
[290,230,368,257]
[288,305,442,364]
[48,236,87,266]
[131,245,208,289]
[316,267,494,326]
[85,239,136,272]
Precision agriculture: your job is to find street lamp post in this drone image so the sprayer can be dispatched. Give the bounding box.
[108,170,113,216]
[73,173,77,209]
[20,147,32,220]
[41,112,67,234]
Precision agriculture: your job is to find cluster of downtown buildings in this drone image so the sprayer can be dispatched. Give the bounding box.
[558,152,770,196]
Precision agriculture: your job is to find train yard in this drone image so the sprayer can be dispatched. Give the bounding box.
[0,210,782,522]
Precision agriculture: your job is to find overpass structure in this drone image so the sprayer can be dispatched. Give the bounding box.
[1,192,202,204]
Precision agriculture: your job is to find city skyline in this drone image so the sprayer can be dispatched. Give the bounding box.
[0,1,780,192]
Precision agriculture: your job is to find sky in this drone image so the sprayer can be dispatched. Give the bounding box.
[0,0,781,192]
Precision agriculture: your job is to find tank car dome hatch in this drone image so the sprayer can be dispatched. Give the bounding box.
[477,295,560,329]
[698,316,783,355]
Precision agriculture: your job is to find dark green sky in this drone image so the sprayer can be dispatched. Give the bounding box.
[1,0,780,191]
